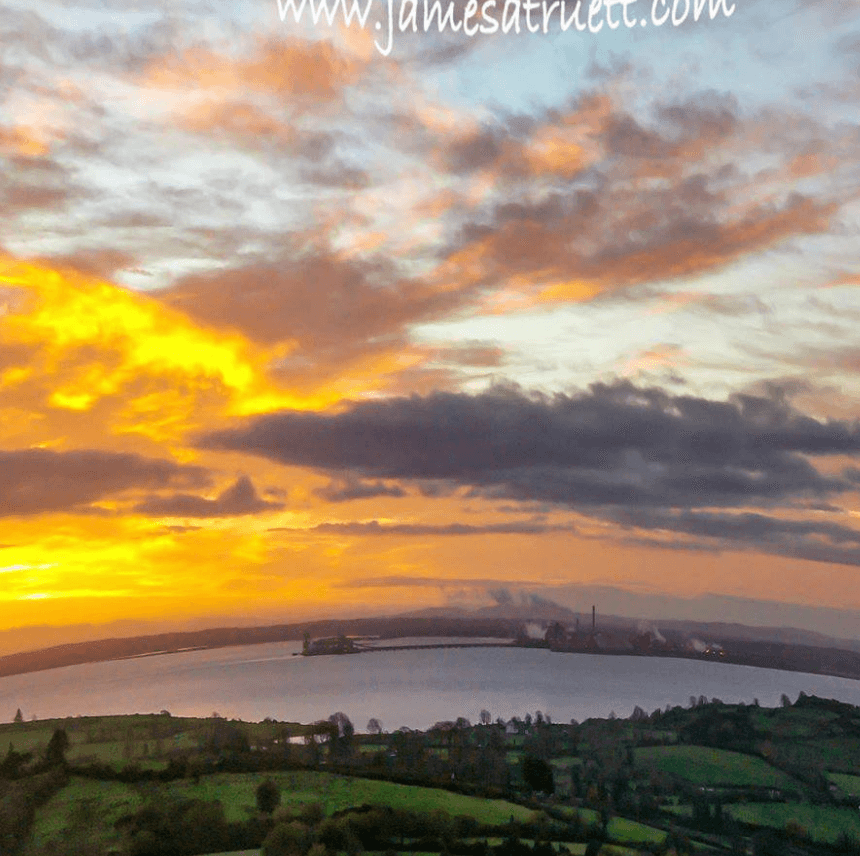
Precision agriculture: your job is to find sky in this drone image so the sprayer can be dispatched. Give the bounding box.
[1,0,860,647]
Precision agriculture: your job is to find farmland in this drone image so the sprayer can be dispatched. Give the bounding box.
[2,694,860,855]
[632,746,797,789]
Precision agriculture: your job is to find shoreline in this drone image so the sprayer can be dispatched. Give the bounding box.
[2,633,860,686]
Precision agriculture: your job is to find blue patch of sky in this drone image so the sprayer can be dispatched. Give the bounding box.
[415,0,850,122]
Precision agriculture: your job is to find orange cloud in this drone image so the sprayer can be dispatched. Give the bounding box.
[0,126,50,158]
[0,257,356,449]
[144,38,361,101]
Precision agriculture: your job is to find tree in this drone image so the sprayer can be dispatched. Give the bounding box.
[780,693,791,708]
[13,709,22,724]
[328,712,354,761]
[45,729,69,767]
[522,756,554,794]
[0,742,30,778]
[584,840,602,856]
[480,709,492,725]
[207,719,250,754]
[256,778,281,814]
[367,718,383,736]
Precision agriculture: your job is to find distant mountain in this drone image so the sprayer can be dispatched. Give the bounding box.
[2,605,860,684]
[655,618,860,653]
[396,605,860,652]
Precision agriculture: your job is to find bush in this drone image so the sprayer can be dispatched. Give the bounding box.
[118,798,231,856]
[262,820,312,856]
[257,778,282,814]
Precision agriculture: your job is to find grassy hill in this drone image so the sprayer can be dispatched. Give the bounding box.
[3,695,860,855]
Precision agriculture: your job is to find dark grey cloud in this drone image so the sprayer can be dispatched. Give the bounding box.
[134,475,282,518]
[315,477,406,503]
[201,381,860,510]
[294,519,570,536]
[613,508,860,567]
[201,380,860,566]
[0,448,207,516]
[489,587,513,604]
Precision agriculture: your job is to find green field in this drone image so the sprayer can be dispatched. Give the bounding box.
[768,737,860,774]
[0,713,306,769]
[827,771,860,796]
[606,816,666,845]
[30,771,537,849]
[548,756,581,768]
[202,852,260,856]
[31,777,144,850]
[724,802,860,844]
[12,701,860,856]
[164,771,536,824]
[634,746,797,788]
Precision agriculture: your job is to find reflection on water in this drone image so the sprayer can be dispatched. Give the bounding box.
[2,641,860,729]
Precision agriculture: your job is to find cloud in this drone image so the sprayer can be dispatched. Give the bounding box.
[0,257,324,446]
[202,380,860,509]
[0,448,207,516]
[143,38,362,105]
[613,508,860,568]
[134,475,283,518]
[40,248,140,280]
[314,477,406,503]
[161,251,446,349]
[445,188,836,306]
[0,154,86,220]
[430,342,507,368]
[296,519,571,535]
[159,247,478,394]
[338,575,517,589]
[416,86,854,313]
[202,380,860,566]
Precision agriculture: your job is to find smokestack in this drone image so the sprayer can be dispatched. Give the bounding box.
[592,605,595,632]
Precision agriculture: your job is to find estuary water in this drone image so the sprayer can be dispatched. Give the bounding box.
[3,639,860,729]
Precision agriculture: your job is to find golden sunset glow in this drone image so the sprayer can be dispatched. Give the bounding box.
[0,0,858,654]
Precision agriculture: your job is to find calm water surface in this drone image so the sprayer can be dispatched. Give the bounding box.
[3,640,860,729]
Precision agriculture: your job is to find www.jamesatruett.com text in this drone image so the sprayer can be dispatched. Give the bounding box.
[277,0,736,56]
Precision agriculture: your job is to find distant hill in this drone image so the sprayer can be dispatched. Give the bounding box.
[2,607,860,682]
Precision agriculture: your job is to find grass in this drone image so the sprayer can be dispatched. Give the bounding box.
[201,852,260,856]
[548,757,581,768]
[767,709,840,740]
[662,805,693,817]
[30,771,538,849]
[607,817,666,844]
[0,714,309,774]
[32,776,144,850]
[724,802,860,844]
[827,771,860,796]
[634,746,797,788]
[783,738,860,775]
[162,771,537,825]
